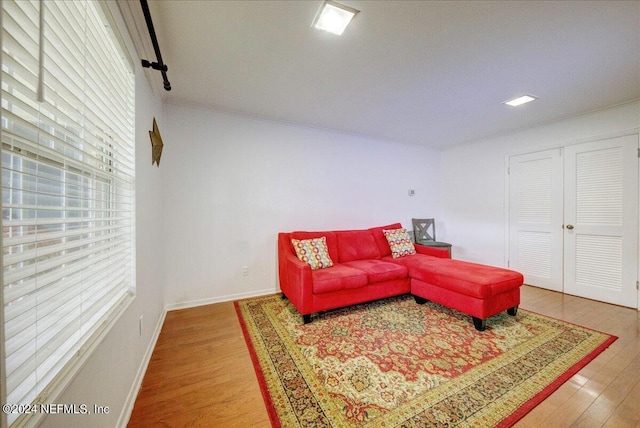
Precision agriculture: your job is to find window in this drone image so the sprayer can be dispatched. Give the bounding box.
[1,1,135,426]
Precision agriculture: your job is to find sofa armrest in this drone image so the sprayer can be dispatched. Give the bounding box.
[414,243,451,259]
[278,233,314,314]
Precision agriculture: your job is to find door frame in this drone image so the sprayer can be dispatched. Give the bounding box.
[504,130,640,310]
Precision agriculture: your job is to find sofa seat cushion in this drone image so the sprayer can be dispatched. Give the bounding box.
[343,260,408,284]
[336,230,381,262]
[312,264,368,294]
[384,254,522,298]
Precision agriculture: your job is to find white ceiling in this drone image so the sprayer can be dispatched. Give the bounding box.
[142,0,640,148]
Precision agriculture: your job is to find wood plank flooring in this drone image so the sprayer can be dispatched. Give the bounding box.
[127,286,640,427]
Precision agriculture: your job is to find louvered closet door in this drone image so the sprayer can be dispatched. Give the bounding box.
[509,149,564,291]
[564,135,639,307]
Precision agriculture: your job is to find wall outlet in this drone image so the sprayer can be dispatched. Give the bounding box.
[408,189,415,196]
[241,266,249,277]
[139,315,143,336]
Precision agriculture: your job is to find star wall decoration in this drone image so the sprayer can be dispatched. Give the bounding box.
[149,117,163,166]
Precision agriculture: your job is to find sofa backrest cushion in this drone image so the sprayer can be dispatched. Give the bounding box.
[369,223,403,257]
[290,231,339,262]
[336,230,380,262]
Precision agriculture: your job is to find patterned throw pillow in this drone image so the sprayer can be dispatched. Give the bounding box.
[291,236,334,270]
[383,228,416,258]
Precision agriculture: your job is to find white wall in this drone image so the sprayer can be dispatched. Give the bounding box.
[162,103,442,307]
[440,101,640,266]
[39,47,167,428]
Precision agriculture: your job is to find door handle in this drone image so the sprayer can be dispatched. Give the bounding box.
[566,224,574,230]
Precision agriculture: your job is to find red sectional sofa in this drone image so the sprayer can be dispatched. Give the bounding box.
[278,223,523,331]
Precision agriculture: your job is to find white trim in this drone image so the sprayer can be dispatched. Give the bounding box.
[115,306,167,428]
[503,152,510,270]
[165,287,279,312]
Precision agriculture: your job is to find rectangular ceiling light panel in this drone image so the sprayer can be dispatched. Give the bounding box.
[313,1,359,35]
[504,94,538,107]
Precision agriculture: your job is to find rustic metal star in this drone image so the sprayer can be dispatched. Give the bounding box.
[149,117,163,166]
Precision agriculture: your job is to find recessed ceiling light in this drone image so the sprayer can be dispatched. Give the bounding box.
[503,94,538,107]
[313,1,359,36]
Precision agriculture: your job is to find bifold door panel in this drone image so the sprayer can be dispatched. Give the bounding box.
[509,135,638,308]
[509,149,563,292]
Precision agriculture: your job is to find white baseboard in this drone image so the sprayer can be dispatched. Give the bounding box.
[165,287,278,312]
[116,307,167,428]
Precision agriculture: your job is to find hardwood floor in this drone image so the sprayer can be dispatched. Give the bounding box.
[127,286,640,427]
[514,286,640,428]
[127,302,269,427]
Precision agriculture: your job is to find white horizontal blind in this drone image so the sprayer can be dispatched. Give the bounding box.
[1,0,135,425]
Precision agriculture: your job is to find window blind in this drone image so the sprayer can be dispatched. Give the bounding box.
[1,1,135,426]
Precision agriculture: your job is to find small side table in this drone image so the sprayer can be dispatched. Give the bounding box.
[416,240,452,258]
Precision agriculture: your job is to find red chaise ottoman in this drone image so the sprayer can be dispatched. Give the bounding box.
[390,255,523,331]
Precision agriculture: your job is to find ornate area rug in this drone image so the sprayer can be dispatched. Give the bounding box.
[235,294,616,427]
